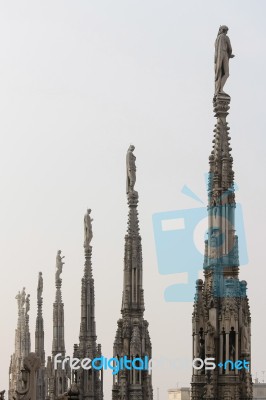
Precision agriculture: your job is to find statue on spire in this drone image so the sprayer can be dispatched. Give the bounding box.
[214,25,235,96]
[126,145,136,194]
[21,287,26,308]
[25,294,30,316]
[56,250,65,282]
[84,209,93,250]
[16,291,22,310]
[37,272,43,302]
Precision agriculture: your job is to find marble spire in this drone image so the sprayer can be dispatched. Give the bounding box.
[73,210,103,400]
[112,146,153,400]
[8,288,31,400]
[35,272,45,400]
[191,27,252,400]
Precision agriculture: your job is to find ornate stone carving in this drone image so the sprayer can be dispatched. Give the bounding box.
[37,272,43,303]
[214,25,234,96]
[191,27,252,400]
[15,353,41,400]
[112,146,153,399]
[56,250,65,283]
[84,208,93,250]
[126,145,136,195]
[241,320,250,354]
[206,320,215,355]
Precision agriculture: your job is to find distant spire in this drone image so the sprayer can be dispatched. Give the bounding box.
[52,251,65,357]
[48,251,68,400]
[35,272,45,365]
[76,210,103,400]
[79,209,96,348]
[8,288,31,400]
[35,272,45,400]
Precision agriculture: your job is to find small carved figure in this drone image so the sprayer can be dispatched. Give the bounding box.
[241,321,250,354]
[25,294,30,316]
[84,209,93,249]
[56,250,65,281]
[206,320,215,354]
[126,145,136,194]
[211,190,220,207]
[16,291,22,309]
[21,287,26,308]
[210,231,218,259]
[214,25,235,95]
[122,319,130,338]
[204,384,213,398]
[0,390,5,400]
[37,272,43,301]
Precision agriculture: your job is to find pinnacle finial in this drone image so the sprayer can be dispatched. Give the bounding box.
[214,25,235,96]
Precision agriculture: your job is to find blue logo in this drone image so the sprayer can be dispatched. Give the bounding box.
[192,357,250,371]
[152,175,248,302]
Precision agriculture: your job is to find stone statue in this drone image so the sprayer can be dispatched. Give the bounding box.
[126,145,136,194]
[37,272,43,301]
[21,287,26,308]
[122,319,130,338]
[56,250,65,282]
[214,25,235,95]
[16,291,22,310]
[204,384,213,398]
[206,320,215,354]
[25,294,30,316]
[84,209,93,249]
[241,321,250,353]
[210,231,218,259]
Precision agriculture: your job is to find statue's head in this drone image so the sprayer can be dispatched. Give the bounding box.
[219,25,229,34]
[58,250,61,255]
[129,144,135,152]
[87,208,91,214]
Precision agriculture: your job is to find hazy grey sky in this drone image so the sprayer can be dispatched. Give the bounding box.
[0,1,266,398]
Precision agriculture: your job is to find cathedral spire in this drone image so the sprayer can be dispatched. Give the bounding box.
[52,251,65,357]
[75,210,103,400]
[112,146,153,400]
[8,288,31,400]
[35,272,45,365]
[35,272,45,400]
[191,26,252,400]
[47,250,68,400]
[79,209,96,346]
[121,145,144,316]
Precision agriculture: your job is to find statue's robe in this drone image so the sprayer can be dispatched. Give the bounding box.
[214,33,232,91]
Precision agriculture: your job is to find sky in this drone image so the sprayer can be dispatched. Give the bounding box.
[0,0,266,399]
